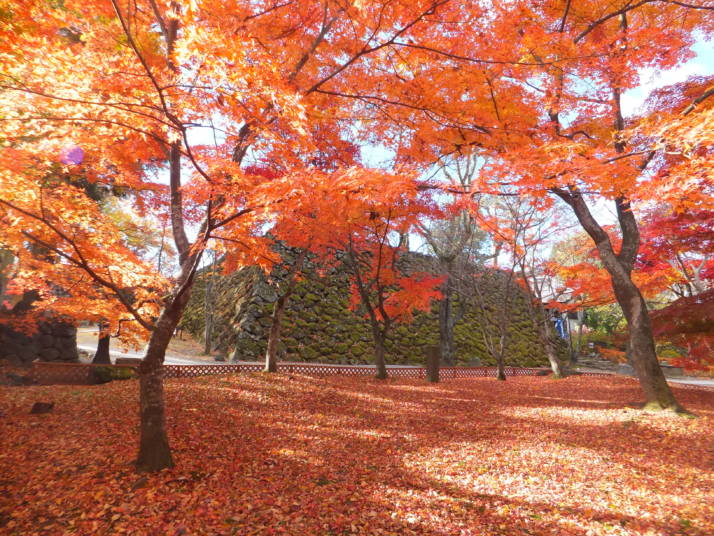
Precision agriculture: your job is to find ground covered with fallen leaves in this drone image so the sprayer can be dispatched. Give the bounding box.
[1,374,712,536]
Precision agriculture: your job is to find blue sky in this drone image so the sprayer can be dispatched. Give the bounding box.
[621,39,714,116]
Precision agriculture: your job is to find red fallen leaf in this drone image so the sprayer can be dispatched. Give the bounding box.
[1,374,712,535]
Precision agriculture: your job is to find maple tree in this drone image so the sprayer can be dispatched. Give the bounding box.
[0,0,453,471]
[551,205,713,369]
[651,288,714,371]
[342,222,443,380]
[483,198,576,377]
[638,207,714,299]
[278,170,443,380]
[553,206,713,306]
[326,0,713,411]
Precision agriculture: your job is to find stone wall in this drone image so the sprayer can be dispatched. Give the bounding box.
[0,318,78,366]
[181,252,555,368]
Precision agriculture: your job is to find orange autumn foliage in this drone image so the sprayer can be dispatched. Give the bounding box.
[0,0,711,468]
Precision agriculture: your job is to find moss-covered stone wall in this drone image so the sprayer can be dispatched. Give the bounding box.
[181,254,553,367]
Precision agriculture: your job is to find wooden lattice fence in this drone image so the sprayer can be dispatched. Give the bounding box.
[28,361,620,385]
[29,362,136,385]
[24,361,713,392]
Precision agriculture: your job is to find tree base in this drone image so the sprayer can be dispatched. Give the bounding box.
[641,401,694,417]
[375,372,388,380]
[135,440,174,473]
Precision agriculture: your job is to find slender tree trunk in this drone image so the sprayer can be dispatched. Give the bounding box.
[565,316,575,362]
[203,265,213,354]
[92,322,111,364]
[264,293,288,373]
[135,238,202,471]
[496,341,506,382]
[371,324,388,380]
[541,320,564,378]
[203,315,213,355]
[575,313,585,360]
[532,308,566,377]
[438,277,456,366]
[203,253,218,355]
[264,250,306,373]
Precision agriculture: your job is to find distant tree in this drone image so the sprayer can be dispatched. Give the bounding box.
[419,153,487,366]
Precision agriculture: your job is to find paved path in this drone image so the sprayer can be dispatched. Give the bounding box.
[77,344,210,366]
[667,377,714,388]
[575,366,714,389]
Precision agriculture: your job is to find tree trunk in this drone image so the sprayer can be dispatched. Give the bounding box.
[554,190,683,411]
[495,358,506,380]
[135,309,179,473]
[426,345,440,383]
[203,314,213,355]
[438,278,456,366]
[574,312,585,361]
[264,295,288,373]
[495,334,507,381]
[203,254,217,355]
[92,322,111,364]
[543,334,564,378]
[540,316,565,377]
[545,348,564,377]
[264,249,306,373]
[135,256,198,472]
[371,325,388,380]
[612,277,682,411]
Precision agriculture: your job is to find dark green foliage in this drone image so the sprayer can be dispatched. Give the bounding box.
[91,366,137,384]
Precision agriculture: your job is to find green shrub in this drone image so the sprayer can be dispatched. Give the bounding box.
[92,366,137,384]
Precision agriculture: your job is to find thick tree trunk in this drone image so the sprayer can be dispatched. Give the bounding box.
[426,345,440,383]
[92,323,111,365]
[553,190,683,411]
[438,279,456,366]
[612,277,682,410]
[135,309,180,473]
[371,325,388,380]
